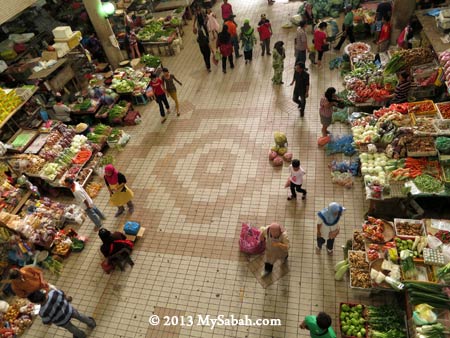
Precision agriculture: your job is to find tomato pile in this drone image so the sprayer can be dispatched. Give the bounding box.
[437,102,450,119]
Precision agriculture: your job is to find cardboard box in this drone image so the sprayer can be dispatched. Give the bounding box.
[52,26,73,40]
[41,51,57,61]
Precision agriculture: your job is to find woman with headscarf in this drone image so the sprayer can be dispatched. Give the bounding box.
[217,24,234,74]
[239,19,257,64]
[103,164,134,217]
[98,228,134,259]
[272,41,286,85]
[316,202,345,255]
[259,223,290,277]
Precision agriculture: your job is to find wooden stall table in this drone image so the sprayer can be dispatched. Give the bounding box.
[154,0,194,17]
[141,34,177,56]
[70,99,102,124]
[415,8,450,54]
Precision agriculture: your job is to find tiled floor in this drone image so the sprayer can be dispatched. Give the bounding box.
[23,1,390,337]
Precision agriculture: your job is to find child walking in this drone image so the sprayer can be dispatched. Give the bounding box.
[285,159,307,200]
[162,68,182,116]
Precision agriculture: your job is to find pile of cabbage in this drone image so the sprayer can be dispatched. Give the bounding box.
[298,0,359,19]
[360,152,390,185]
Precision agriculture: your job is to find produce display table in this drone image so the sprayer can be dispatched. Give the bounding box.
[0,86,38,131]
[415,8,450,54]
[27,58,67,80]
[154,0,193,13]
[70,98,102,116]
[141,34,177,56]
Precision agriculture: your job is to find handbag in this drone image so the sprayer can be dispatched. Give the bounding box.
[124,221,141,236]
[321,43,329,52]
[239,223,265,255]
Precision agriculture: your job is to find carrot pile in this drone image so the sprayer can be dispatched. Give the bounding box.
[72,150,92,164]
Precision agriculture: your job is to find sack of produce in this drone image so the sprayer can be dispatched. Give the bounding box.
[268,150,278,160]
[435,137,450,154]
[272,156,283,166]
[273,131,287,147]
[283,152,293,162]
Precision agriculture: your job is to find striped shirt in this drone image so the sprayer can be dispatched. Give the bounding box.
[40,290,73,326]
[392,80,411,103]
[295,27,308,51]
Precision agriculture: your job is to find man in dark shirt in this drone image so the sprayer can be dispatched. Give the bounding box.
[290,62,310,117]
[28,289,96,338]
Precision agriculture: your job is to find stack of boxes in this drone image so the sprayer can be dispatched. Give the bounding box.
[41,26,82,61]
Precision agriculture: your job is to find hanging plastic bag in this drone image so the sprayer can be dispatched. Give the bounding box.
[239,223,265,255]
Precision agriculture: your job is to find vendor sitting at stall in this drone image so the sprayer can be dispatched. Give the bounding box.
[385,71,411,105]
[98,228,134,261]
[51,96,73,123]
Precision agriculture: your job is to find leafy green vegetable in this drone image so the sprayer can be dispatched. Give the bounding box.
[413,174,444,193]
[141,54,161,68]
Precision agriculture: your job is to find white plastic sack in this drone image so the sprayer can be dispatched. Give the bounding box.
[427,234,443,250]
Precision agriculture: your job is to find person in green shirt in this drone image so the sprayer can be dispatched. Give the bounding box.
[300,312,336,338]
[334,5,355,51]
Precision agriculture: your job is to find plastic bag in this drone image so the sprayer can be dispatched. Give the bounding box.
[317,135,331,146]
[239,223,265,255]
[331,171,353,188]
[427,235,443,250]
[274,131,287,147]
[332,109,348,123]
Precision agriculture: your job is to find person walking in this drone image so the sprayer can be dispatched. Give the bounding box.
[300,312,337,338]
[290,62,310,117]
[103,164,134,217]
[221,0,233,21]
[285,159,307,200]
[150,73,170,123]
[313,22,328,67]
[316,202,345,255]
[162,67,182,116]
[64,177,105,228]
[257,14,272,56]
[206,8,220,40]
[193,6,208,37]
[259,223,289,277]
[239,19,257,64]
[28,289,96,338]
[320,87,343,136]
[197,30,212,72]
[334,5,355,51]
[272,41,286,84]
[373,0,392,42]
[224,17,241,58]
[217,25,234,73]
[125,26,140,59]
[376,15,391,53]
[295,21,308,65]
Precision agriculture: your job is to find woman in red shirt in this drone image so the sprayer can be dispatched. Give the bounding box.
[314,22,328,68]
[150,73,170,123]
[377,16,391,52]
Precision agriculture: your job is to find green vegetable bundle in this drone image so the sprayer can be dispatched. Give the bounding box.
[435,137,450,154]
[413,174,444,193]
[367,305,406,335]
[405,281,450,309]
[141,54,161,68]
[436,262,450,283]
[384,54,406,75]
[137,21,163,41]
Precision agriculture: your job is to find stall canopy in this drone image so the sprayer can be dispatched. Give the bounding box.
[0,0,37,25]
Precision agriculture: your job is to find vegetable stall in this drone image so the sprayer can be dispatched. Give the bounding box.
[335,216,450,337]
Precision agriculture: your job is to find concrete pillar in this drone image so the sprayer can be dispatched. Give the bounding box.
[82,0,124,69]
[391,0,416,45]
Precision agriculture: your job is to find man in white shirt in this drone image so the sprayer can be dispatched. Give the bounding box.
[64,177,105,228]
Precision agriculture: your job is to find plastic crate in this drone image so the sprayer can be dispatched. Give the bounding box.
[436,101,450,120]
[339,303,368,338]
[434,119,450,135]
[407,100,437,115]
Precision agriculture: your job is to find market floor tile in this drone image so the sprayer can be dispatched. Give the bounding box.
[22,1,384,338]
